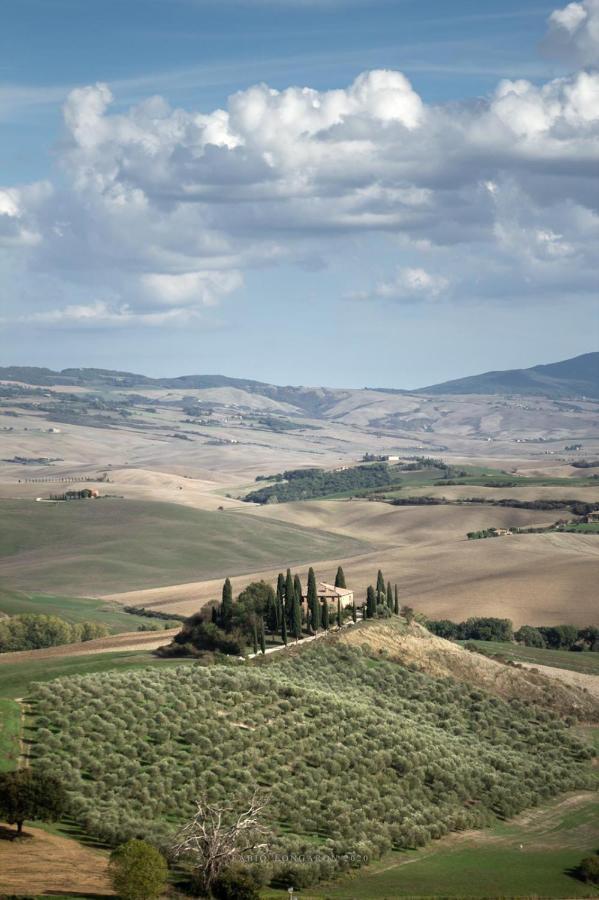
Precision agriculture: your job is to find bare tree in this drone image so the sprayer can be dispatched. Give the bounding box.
[171,791,270,894]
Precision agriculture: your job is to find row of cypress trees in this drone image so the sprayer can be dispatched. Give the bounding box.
[217,565,356,650]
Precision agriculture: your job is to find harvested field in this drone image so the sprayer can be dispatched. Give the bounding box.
[104,500,599,627]
[0,823,112,895]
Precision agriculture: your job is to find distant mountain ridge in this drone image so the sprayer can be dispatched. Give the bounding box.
[0,352,597,411]
[416,352,599,399]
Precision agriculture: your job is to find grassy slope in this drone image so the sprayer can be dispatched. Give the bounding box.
[464,640,599,675]
[0,586,179,631]
[0,498,368,595]
[290,793,599,899]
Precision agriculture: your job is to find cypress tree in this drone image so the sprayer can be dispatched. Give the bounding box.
[211,605,219,625]
[292,591,302,641]
[386,581,393,610]
[322,598,329,630]
[307,567,320,631]
[294,573,303,604]
[366,585,377,619]
[394,584,399,615]
[260,617,266,655]
[281,613,287,646]
[376,569,385,605]
[252,620,258,655]
[221,578,233,631]
[337,597,342,629]
[335,566,346,589]
[276,572,285,607]
[352,599,357,623]
[285,569,294,627]
[266,590,278,633]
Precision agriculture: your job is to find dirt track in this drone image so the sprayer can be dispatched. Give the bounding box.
[0,823,113,894]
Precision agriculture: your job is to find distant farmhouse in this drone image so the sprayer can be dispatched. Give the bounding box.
[302,582,354,610]
[47,488,100,501]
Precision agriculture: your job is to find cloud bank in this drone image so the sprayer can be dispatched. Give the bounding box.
[1,8,598,327]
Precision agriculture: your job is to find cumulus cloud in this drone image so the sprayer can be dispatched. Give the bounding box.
[544,0,599,65]
[1,55,598,328]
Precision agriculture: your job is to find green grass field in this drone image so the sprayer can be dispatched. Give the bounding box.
[0,498,369,595]
[463,640,599,675]
[0,586,179,631]
[263,792,599,899]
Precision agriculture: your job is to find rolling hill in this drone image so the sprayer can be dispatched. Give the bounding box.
[1,352,596,412]
[417,352,599,399]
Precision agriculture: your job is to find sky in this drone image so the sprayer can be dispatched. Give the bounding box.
[1,0,598,389]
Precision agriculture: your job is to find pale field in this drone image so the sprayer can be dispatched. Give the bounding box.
[103,499,599,628]
[2,383,598,629]
[0,822,112,895]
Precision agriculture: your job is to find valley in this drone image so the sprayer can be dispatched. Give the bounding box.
[0,357,597,899]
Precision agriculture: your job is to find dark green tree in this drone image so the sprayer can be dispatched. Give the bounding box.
[293,574,303,623]
[386,581,393,610]
[376,569,386,604]
[259,617,266,655]
[276,572,285,615]
[334,566,346,589]
[0,769,67,835]
[292,591,302,641]
[307,567,320,631]
[281,613,288,646]
[322,598,329,630]
[394,584,399,615]
[285,569,295,627]
[352,599,357,623]
[109,839,168,900]
[337,597,342,629]
[366,585,377,619]
[221,578,233,631]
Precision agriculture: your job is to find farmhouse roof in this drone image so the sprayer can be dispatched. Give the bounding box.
[318,582,353,597]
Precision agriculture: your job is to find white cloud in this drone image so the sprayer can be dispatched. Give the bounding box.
[1,58,598,329]
[353,267,450,303]
[544,0,599,65]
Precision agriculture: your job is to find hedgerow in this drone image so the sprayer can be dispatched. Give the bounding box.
[30,644,592,886]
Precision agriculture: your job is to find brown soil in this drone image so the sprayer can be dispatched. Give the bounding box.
[0,822,113,894]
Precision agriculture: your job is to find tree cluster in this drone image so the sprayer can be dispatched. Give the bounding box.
[363,570,399,619]
[244,463,395,504]
[0,614,109,653]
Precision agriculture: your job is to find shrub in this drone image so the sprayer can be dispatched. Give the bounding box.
[211,866,264,900]
[578,853,599,884]
[109,839,168,900]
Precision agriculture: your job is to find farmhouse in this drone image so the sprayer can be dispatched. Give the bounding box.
[303,582,354,609]
[585,511,599,523]
[64,488,99,500]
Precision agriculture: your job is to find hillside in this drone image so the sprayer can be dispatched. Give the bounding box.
[337,619,599,721]
[2,352,597,408]
[29,635,594,891]
[417,352,599,399]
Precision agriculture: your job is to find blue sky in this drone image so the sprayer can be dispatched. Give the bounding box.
[1,0,597,387]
